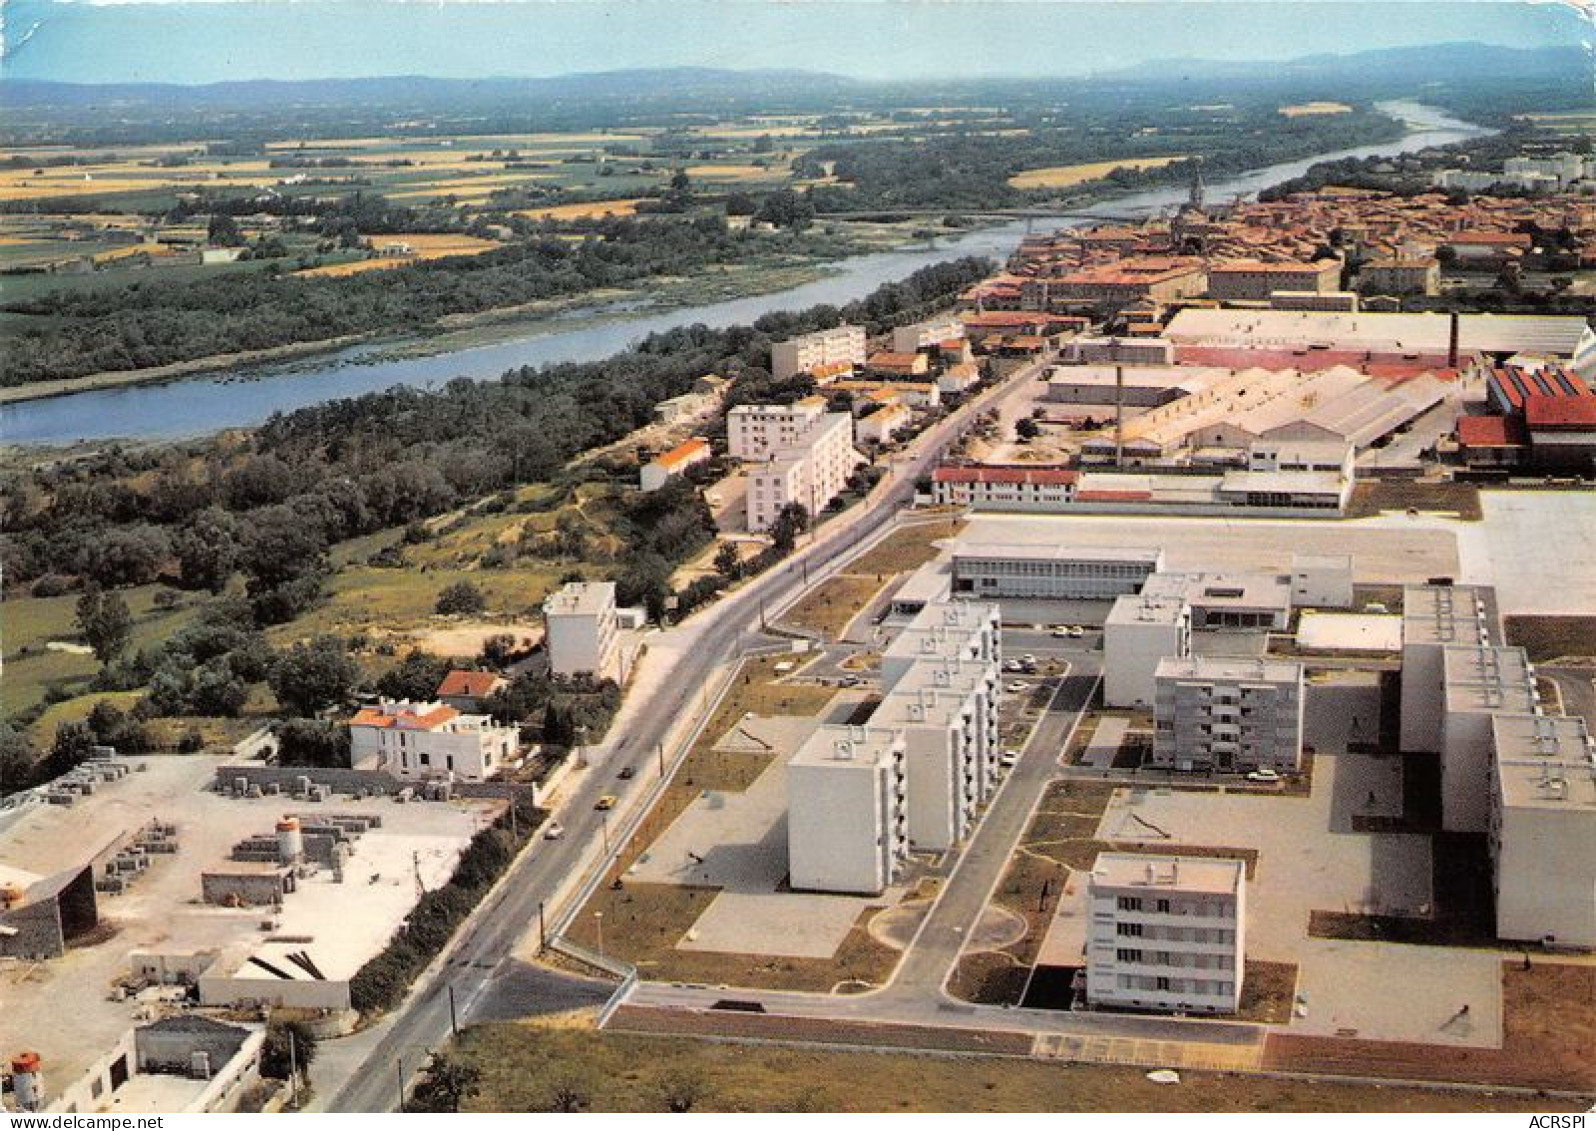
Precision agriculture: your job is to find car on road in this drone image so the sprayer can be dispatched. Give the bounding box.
[618,766,635,780]
[1021,653,1037,666]
[1006,680,1030,693]
[1004,658,1023,672]
[595,795,618,810]
[543,821,565,840]
[1245,769,1281,783]
[840,674,862,688]
[999,750,1020,768]
[1068,625,1086,638]
[1051,626,1072,638]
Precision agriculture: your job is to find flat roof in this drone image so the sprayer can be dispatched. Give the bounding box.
[1442,644,1537,714]
[1106,593,1189,626]
[1296,612,1403,653]
[873,683,980,729]
[543,580,616,617]
[1493,715,1596,812]
[1090,852,1245,896]
[789,724,901,771]
[1220,469,1346,495]
[1156,654,1302,684]
[1402,584,1495,646]
[1492,712,1594,762]
[1292,552,1353,572]
[1164,308,1590,356]
[952,541,1164,566]
[1143,571,1292,612]
[892,559,952,606]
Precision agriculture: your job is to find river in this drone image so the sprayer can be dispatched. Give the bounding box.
[2,101,1488,447]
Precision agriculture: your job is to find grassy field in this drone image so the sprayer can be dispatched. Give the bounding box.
[779,574,889,639]
[846,516,965,576]
[1504,615,1596,662]
[291,232,500,277]
[1344,480,1482,522]
[1007,156,1187,190]
[448,1022,1570,1112]
[3,584,203,719]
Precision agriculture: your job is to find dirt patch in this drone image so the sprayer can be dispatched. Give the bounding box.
[406,621,542,657]
[780,574,890,639]
[847,517,966,576]
[1505,615,1596,663]
[1345,480,1482,522]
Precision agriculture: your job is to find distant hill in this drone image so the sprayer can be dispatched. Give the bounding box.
[1106,42,1585,86]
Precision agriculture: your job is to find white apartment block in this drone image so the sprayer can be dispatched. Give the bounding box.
[787,725,909,895]
[543,580,620,680]
[746,411,857,533]
[872,601,1002,850]
[726,398,828,460]
[949,542,1165,602]
[929,466,1080,511]
[1085,853,1246,1015]
[1489,714,1596,950]
[1401,584,1497,754]
[1152,656,1304,774]
[1440,644,1539,833]
[879,599,1002,693]
[891,316,965,354]
[1104,594,1192,709]
[350,700,519,782]
[770,325,867,380]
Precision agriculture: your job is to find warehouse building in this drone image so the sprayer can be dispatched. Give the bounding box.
[949,542,1164,603]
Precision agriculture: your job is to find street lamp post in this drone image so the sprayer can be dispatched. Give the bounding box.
[594,911,605,960]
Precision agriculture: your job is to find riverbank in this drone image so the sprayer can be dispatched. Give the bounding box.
[0,252,866,407]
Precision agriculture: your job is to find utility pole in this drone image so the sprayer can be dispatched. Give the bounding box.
[288,1028,298,1104]
[448,984,459,1037]
[537,900,547,951]
[396,1056,406,1112]
[657,741,665,778]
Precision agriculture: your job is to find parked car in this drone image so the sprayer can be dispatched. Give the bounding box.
[1051,626,1072,638]
[841,674,862,688]
[1068,625,1086,638]
[1004,658,1023,673]
[543,821,565,840]
[595,795,618,810]
[1006,680,1030,693]
[999,750,1020,768]
[1245,769,1281,783]
[1021,653,1037,666]
[618,766,635,780]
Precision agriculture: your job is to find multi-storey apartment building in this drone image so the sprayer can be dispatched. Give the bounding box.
[1489,713,1596,950]
[1400,584,1498,754]
[745,411,857,532]
[1440,644,1539,832]
[1085,853,1247,1014]
[1206,259,1341,302]
[1152,657,1304,774]
[770,325,867,380]
[726,398,828,460]
[1104,594,1192,709]
[787,725,909,895]
[543,580,620,680]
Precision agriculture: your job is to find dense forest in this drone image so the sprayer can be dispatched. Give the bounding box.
[1,214,859,386]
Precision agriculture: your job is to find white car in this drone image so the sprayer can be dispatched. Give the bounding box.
[1021,653,1037,666]
[543,821,566,840]
[1050,627,1072,638]
[1004,658,1023,673]
[1006,680,1030,693]
[1245,769,1281,783]
[999,751,1020,768]
[1068,625,1086,638]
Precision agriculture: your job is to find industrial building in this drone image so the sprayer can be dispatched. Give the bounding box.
[948,542,1164,602]
[543,580,621,680]
[38,1017,266,1115]
[0,862,100,960]
[770,324,866,381]
[1163,308,1591,358]
[349,700,518,782]
[1489,714,1596,950]
[1152,656,1305,774]
[1084,853,1247,1015]
[786,725,908,895]
[1104,594,1192,709]
[1439,645,1539,833]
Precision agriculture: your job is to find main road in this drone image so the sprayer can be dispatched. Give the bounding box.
[319,357,1050,1112]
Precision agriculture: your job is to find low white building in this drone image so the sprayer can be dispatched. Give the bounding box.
[1104,594,1192,709]
[1085,853,1246,1015]
[1290,553,1354,610]
[856,401,912,445]
[1440,644,1539,833]
[1141,571,1291,632]
[639,436,711,492]
[349,700,519,781]
[1401,584,1497,754]
[787,725,908,895]
[771,324,867,380]
[949,541,1164,602]
[1152,656,1304,774]
[543,580,620,680]
[930,466,1080,511]
[1489,713,1596,950]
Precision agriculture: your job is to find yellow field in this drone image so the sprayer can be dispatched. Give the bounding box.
[685,163,780,181]
[92,242,182,264]
[383,173,557,201]
[292,232,499,277]
[1279,101,1353,117]
[515,198,644,221]
[1007,155,1188,190]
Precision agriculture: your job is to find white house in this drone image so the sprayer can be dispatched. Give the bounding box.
[350,700,519,781]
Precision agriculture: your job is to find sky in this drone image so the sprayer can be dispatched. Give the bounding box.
[1,0,1586,86]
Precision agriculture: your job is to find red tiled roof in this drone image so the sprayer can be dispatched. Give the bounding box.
[437,670,504,698]
[1525,395,1596,429]
[868,352,921,368]
[1075,489,1153,502]
[933,466,1079,486]
[350,704,461,730]
[1456,415,1527,448]
[654,437,711,469]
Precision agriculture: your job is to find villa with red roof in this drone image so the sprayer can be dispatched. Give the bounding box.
[349,700,518,782]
